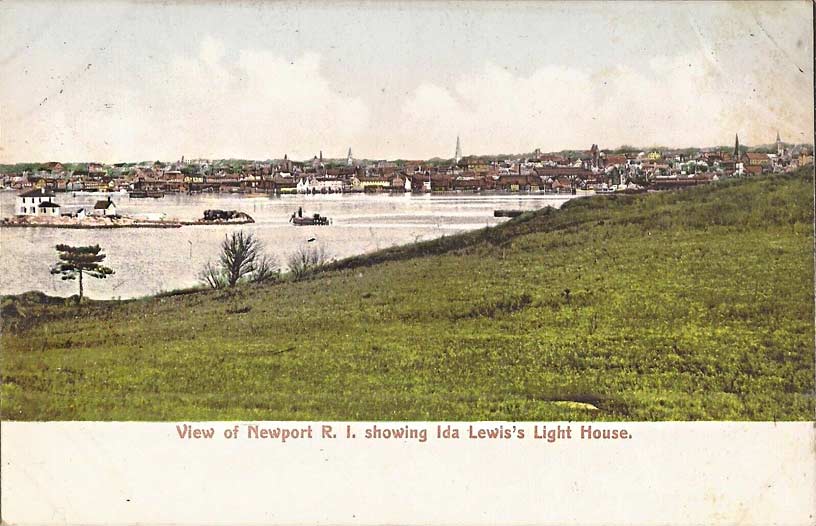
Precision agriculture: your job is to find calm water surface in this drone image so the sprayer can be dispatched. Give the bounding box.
[0,191,579,299]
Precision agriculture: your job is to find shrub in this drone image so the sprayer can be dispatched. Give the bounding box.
[286,244,330,280]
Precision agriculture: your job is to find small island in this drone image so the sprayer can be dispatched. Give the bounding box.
[2,189,253,228]
[191,209,256,225]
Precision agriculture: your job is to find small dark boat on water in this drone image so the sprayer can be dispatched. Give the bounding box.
[494,209,525,218]
[130,190,165,198]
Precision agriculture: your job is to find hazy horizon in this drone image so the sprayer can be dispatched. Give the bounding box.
[1,1,813,164]
[1,138,813,166]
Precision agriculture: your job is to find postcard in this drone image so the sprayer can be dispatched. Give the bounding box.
[1,1,814,524]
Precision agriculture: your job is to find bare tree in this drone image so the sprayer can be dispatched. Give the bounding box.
[220,231,260,287]
[199,231,278,289]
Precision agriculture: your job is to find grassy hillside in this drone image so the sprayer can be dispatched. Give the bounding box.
[2,169,814,421]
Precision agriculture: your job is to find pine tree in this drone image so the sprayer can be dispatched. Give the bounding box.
[50,244,115,303]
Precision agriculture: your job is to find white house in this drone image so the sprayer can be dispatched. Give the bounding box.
[296,177,309,193]
[297,176,345,194]
[37,201,61,216]
[62,207,87,219]
[16,188,57,216]
[93,198,117,217]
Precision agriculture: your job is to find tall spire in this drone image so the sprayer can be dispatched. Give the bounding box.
[734,133,740,158]
[347,147,353,166]
[776,131,785,158]
[455,135,462,163]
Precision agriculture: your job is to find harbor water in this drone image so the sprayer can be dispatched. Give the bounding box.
[0,191,579,299]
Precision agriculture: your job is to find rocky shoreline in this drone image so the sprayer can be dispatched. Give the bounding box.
[0,210,254,229]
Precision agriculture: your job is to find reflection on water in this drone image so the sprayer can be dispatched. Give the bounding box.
[0,191,578,299]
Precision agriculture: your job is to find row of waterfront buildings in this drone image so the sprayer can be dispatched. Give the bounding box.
[2,135,813,200]
[15,189,117,218]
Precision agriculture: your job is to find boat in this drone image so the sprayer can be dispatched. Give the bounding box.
[290,211,331,226]
[494,209,525,218]
[72,189,127,196]
[129,190,165,198]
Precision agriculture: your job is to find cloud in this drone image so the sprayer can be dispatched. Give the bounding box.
[394,49,813,157]
[143,38,371,160]
[1,10,811,164]
[1,37,371,162]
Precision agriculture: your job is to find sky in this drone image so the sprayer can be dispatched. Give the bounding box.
[0,1,813,163]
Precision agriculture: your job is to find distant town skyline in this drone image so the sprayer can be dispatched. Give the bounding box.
[1,1,813,163]
[0,133,807,166]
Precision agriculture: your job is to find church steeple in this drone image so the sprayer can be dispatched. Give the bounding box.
[455,135,462,163]
[776,131,783,157]
[734,133,740,159]
[347,147,353,166]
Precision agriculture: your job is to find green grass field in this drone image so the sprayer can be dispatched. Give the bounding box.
[2,168,814,420]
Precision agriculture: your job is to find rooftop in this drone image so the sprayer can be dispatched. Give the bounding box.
[19,188,56,198]
[94,199,116,209]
